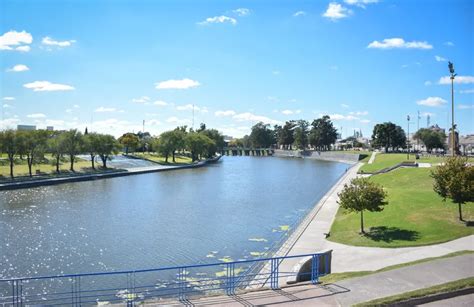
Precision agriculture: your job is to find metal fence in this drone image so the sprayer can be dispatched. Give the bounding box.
[0,252,330,306]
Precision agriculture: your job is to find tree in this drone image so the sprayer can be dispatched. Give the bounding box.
[83,133,101,169]
[309,115,338,151]
[0,130,18,178]
[24,130,49,176]
[371,122,406,153]
[249,122,275,148]
[200,128,225,158]
[280,121,296,149]
[338,178,388,234]
[157,131,177,163]
[293,120,309,150]
[431,157,473,222]
[61,129,83,171]
[414,128,446,152]
[185,132,215,162]
[118,133,140,154]
[48,134,65,173]
[96,134,120,168]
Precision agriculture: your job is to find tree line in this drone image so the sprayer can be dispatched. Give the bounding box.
[0,123,224,179]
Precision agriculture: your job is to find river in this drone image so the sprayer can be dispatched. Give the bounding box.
[0,156,347,281]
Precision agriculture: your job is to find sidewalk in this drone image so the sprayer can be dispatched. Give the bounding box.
[169,254,473,306]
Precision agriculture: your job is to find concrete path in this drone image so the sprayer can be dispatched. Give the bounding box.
[272,162,473,278]
[161,254,474,306]
[367,152,377,164]
[421,293,474,306]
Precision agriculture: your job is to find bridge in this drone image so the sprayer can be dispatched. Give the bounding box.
[221,147,274,156]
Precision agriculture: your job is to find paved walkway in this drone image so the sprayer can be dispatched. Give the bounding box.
[367,152,377,164]
[161,254,474,306]
[271,162,473,277]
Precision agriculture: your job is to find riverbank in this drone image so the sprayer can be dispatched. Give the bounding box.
[273,149,360,164]
[0,155,221,191]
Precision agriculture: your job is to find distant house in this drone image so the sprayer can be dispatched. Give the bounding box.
[459,134,474,155]
[17,124,36,131]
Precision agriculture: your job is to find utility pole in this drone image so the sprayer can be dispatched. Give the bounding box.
[407,115,410,160]
[142,120,145,133]
[417,111,420,152]
[192,104,195,130]
[448,61,457,156]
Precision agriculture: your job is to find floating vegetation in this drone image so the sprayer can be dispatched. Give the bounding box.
[206,254,215,258]
[215,266,246,277]
[218,256,233,263]
[279,225,290,231]
[248,238,268,242]
[250,251,266,257]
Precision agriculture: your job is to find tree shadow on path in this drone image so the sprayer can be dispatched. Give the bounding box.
[365,226,420,243]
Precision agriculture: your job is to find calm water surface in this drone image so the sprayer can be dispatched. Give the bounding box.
[0,156,347,279]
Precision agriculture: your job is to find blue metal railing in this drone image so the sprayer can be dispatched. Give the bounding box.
[0,252,329,306]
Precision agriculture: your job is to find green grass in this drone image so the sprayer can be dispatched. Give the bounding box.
[133,152,193,165]
[0,155,103,178]
[320,250,473,284]
[329,168,474,247]
[359,153,474,173]
[354,277,474,306]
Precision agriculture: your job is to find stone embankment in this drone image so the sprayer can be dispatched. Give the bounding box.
[273,149,360,164]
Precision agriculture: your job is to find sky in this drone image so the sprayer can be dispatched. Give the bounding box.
[1,0,473,138]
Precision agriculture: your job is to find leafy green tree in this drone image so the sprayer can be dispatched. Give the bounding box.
[157,131,177,163]
[48,134,65,173]
[96,134,120,168]
[0,130,18,178]
[371,122,406,153]
[83,133,101,169]
[431,157,473,222]
[118,133,140,154]
[61,129,83,171]
[24,130,49,176]
[279,121,296,149]
[414,128,446,152]
[293,120,310,150]
[309,115,338,150]
[249,122,275,148]
[200,128,225,158]
[338,178,388,234]
[185,132,215,162]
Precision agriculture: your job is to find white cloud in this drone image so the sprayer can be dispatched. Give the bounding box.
[424,81,432,86]
[94,107,117,113]
[340,104,350,108]
[41,36,76,47]
[3,104,12,108]
[329,114,359,120]
[344,0,378,8]
[2,97,15,101]
[7,64,29,72]
[272,70,281,75]
[349,110,368,116]
[27,113,46,118]
[66,109,73,113]
[73,104,80,108]
[198,16,237,25]
[132,96,150,103]
[176,104,204,112]
[215,110,236,117]
[460,89,474,94]
[0,117,20,129]
[233,112,281,125]
[435,55,447,62]
[0,30,33,51]
[416,96,447,107]
[166,116,190,124]
[267,96,279,102]
[233,8,251,16]
[323,3,352,20]
[444,41,454,47]
[421,112,435,117]
[458,104,474,110]
[23,81,75,92]
[293,11,306,17]
[155,78,200,90]
[281,109,301,115]
[153,100,168,106]
[367,38,433,49]
[147,119,161,125]
[360,119,371,124]
[438,75,474,85]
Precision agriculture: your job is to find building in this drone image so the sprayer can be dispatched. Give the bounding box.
[459,134,474,155]
[17,124,36,131]
[46,126,54,131]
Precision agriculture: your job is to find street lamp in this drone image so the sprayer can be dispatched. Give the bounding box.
[448,61,457,156]
[407,115,410,160]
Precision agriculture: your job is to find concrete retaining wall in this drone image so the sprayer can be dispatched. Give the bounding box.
[273,150,359,164]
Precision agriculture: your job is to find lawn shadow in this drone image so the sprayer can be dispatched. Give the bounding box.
[364,226,420,243]
[465,221,474,227]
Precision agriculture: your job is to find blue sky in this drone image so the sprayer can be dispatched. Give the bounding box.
[1,0,473,138]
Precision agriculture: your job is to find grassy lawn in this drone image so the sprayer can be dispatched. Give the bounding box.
[0,155,103,178]
[320,250,473,284]
[354,277,474,306]
[359,153,474,173]
[329,168,474,247]
[133,152,193,165]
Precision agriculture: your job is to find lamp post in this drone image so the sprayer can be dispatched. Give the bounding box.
[407,115,410,160]
[448,61,456,156]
